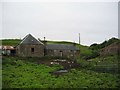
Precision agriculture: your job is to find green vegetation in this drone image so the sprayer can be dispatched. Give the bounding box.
[81,37,120,60]
[1,39,21,46]
[90,37,120,50]
[77,55,119,74]
[2,57,119,88]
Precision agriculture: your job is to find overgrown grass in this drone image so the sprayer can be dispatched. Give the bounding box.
[77,55,119,74]
[2,57,120,88]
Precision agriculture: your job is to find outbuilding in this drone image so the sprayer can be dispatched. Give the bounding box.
[0,45,15,56]
[45,44,80,58]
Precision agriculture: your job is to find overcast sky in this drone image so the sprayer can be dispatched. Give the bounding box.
[1,0,118,46]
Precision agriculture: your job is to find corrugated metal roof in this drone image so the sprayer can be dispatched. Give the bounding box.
[20,34,44,45]
[46,44,79,50]
[0,45,15,50]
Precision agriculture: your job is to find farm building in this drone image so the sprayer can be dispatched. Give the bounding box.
[0,45,16,56]
[100,42,120,56]
[16,34,80,57]
[45,44,80,58]
[16,34,44,57]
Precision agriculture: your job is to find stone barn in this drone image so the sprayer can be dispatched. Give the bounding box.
[100,42,120,56]
[16,34,80,58]
[16,34,44,57]
[45,44,80,58]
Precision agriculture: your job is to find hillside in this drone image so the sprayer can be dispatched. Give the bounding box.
[1,39,80,46]
[0,39,21,46]
[90,37,120,50]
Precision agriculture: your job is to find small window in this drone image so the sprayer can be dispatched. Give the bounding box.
[60,50,62,52]
[60,51,63,57]
[31,48,34,53]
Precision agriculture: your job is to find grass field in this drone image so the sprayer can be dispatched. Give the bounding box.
[2,56,120,88]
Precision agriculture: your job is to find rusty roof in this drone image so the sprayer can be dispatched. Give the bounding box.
[0,45,15,50]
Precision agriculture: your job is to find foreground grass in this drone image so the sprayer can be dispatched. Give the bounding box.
[77,55,120,74]
[2,57,119,88]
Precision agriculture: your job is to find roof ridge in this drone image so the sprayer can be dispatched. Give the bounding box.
[20,34,44,45]
[20,34,30,44]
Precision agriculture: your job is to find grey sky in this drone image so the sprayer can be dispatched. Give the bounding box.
[1,1,118,46]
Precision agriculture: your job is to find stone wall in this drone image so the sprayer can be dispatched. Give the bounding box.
[16,44,44,57]
[100,42,120,56]
[45,49,80,58]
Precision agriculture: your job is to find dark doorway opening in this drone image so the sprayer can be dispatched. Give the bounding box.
[31,48,34,53]
[10,50,16,56]
[60,50,63,57]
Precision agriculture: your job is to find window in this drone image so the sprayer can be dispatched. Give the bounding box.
[60,50,63,56]
[60,50,62,52]
[31,48,34,53]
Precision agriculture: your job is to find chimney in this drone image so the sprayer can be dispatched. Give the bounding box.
[44,37,45,41]
[43,37,47,45]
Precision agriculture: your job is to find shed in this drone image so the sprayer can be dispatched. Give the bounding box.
[0,45,15,56]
